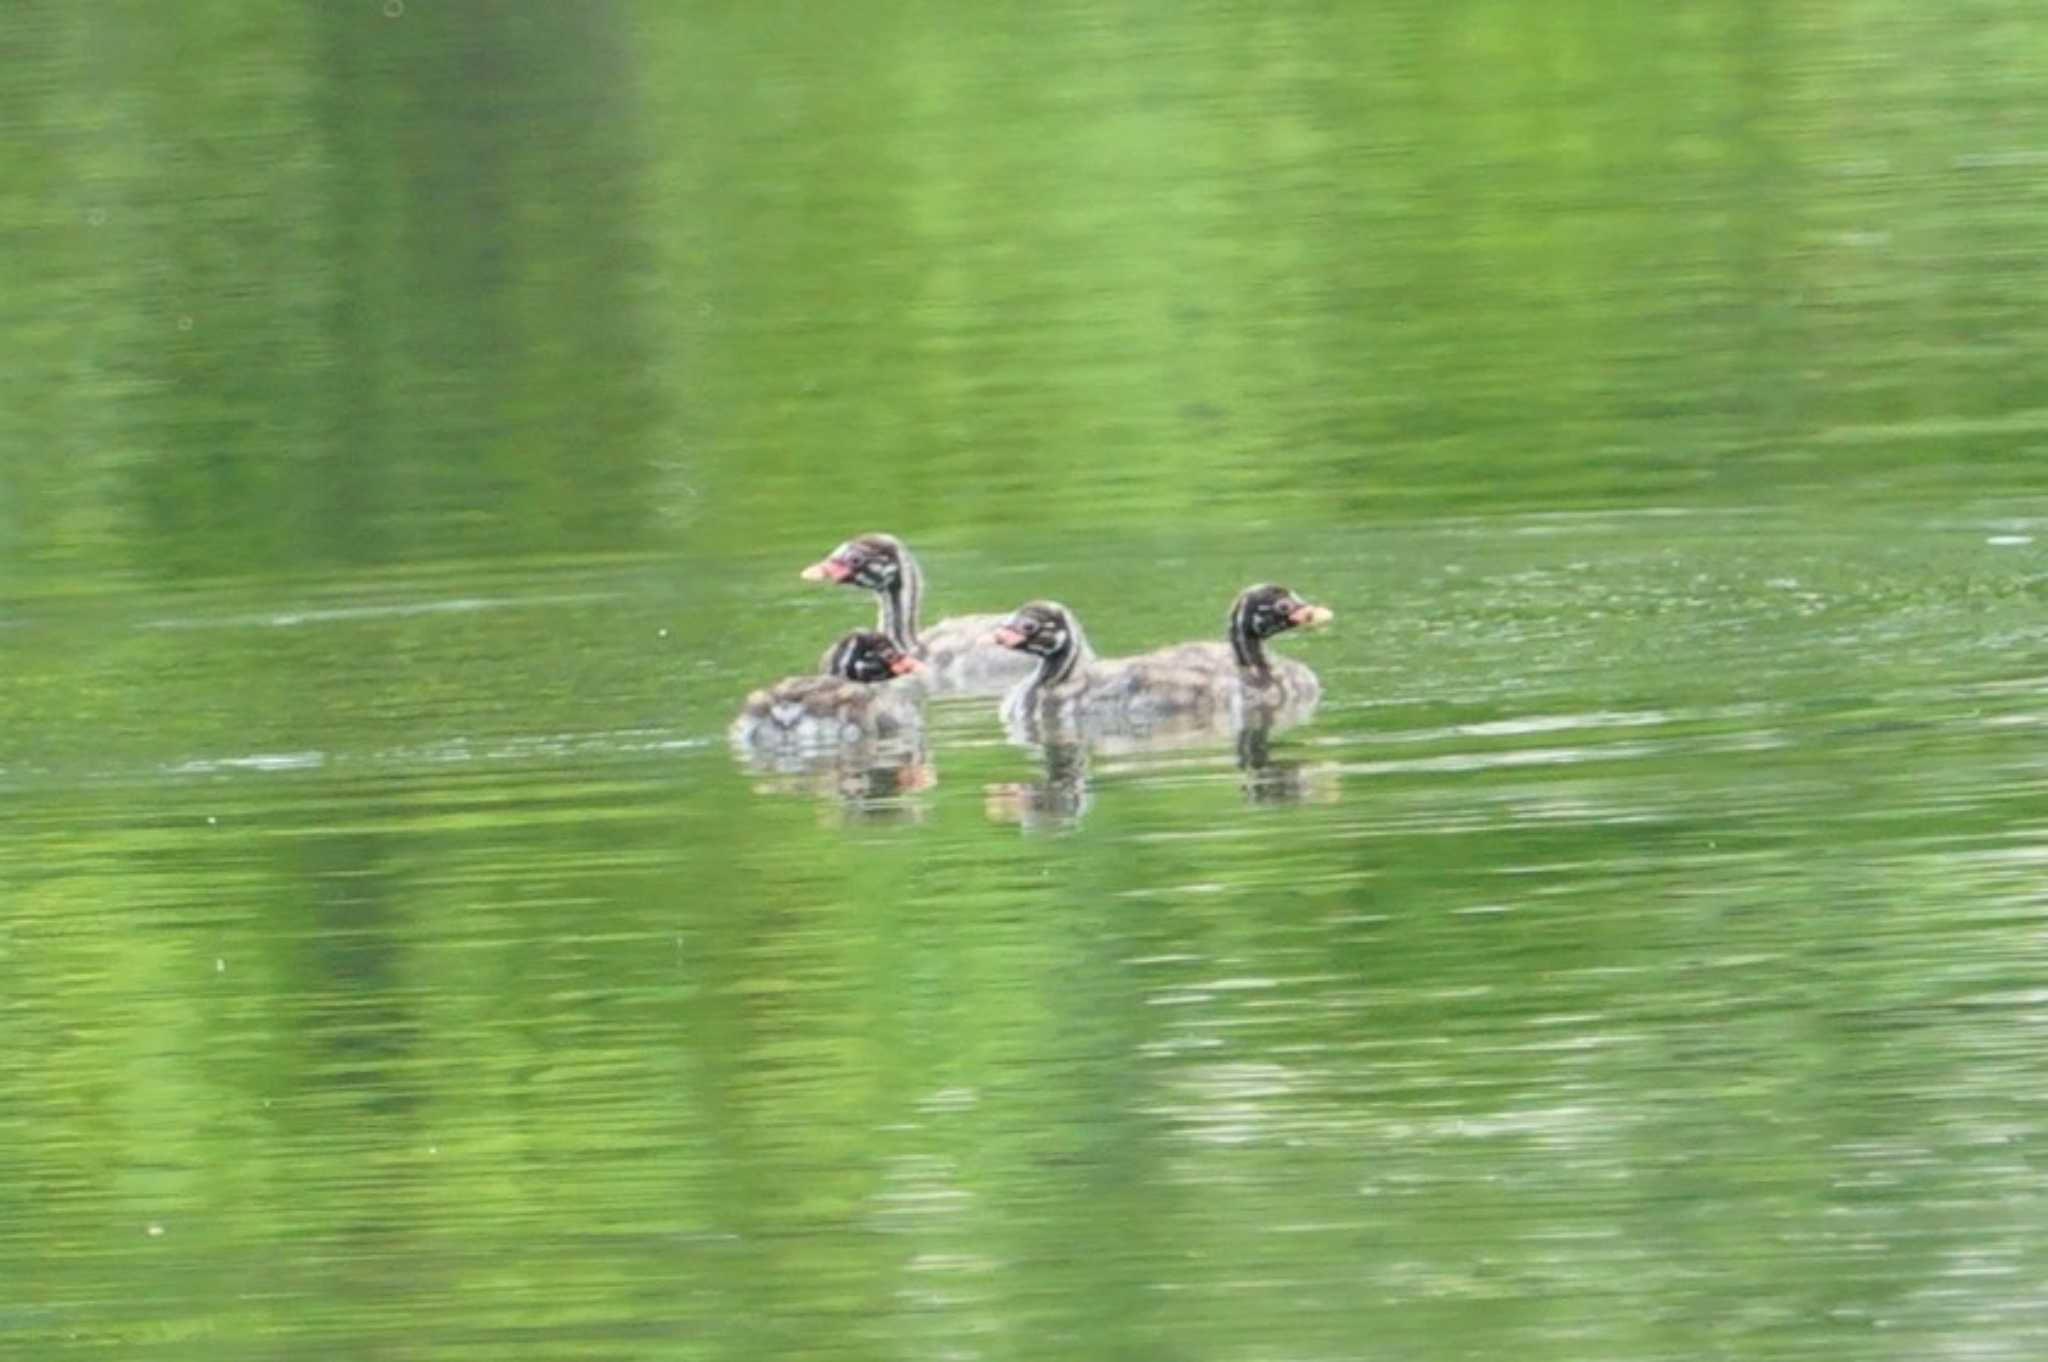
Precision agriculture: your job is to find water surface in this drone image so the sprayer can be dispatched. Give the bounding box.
[7,2,2048,1359]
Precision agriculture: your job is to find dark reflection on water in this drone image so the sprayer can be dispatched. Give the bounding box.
[732,736,940,824]
[980,717,1341,833]
[983,735,1098,831]
[10,0,2048,1355]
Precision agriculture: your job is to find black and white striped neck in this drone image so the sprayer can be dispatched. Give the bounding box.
[1015,609,1091,702]
[1227,597,1273,681]
[876,544,924,651]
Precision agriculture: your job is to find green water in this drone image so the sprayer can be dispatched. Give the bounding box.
[6,2,2048,1359]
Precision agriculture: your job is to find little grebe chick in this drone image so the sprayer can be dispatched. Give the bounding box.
[1149,584,1332,711]
[730,630,927,748]
[989,601,1245,731]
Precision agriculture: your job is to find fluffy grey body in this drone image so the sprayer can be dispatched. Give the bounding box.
[991,586,1331,738]
[731,631,927,748]
[989,602,1238,736]
[1140,584,1329,713]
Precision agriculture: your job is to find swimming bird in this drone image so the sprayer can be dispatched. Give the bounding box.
[801,533,1034,694]
[730,630,927,747]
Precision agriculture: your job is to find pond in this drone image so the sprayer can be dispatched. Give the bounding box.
[5,3,2048,1359]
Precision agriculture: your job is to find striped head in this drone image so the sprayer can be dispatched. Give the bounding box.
[1230,585,1332,643]
[1228,585,1333,672]
[989,601,1079,660]
[800,534,908,593]
[823,630,923,684]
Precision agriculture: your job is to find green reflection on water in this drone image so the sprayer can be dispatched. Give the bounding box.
[6,2,2048,1360]
[8,0,2048,588]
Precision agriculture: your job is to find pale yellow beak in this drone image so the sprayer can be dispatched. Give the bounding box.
[1290,603,1334,629]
